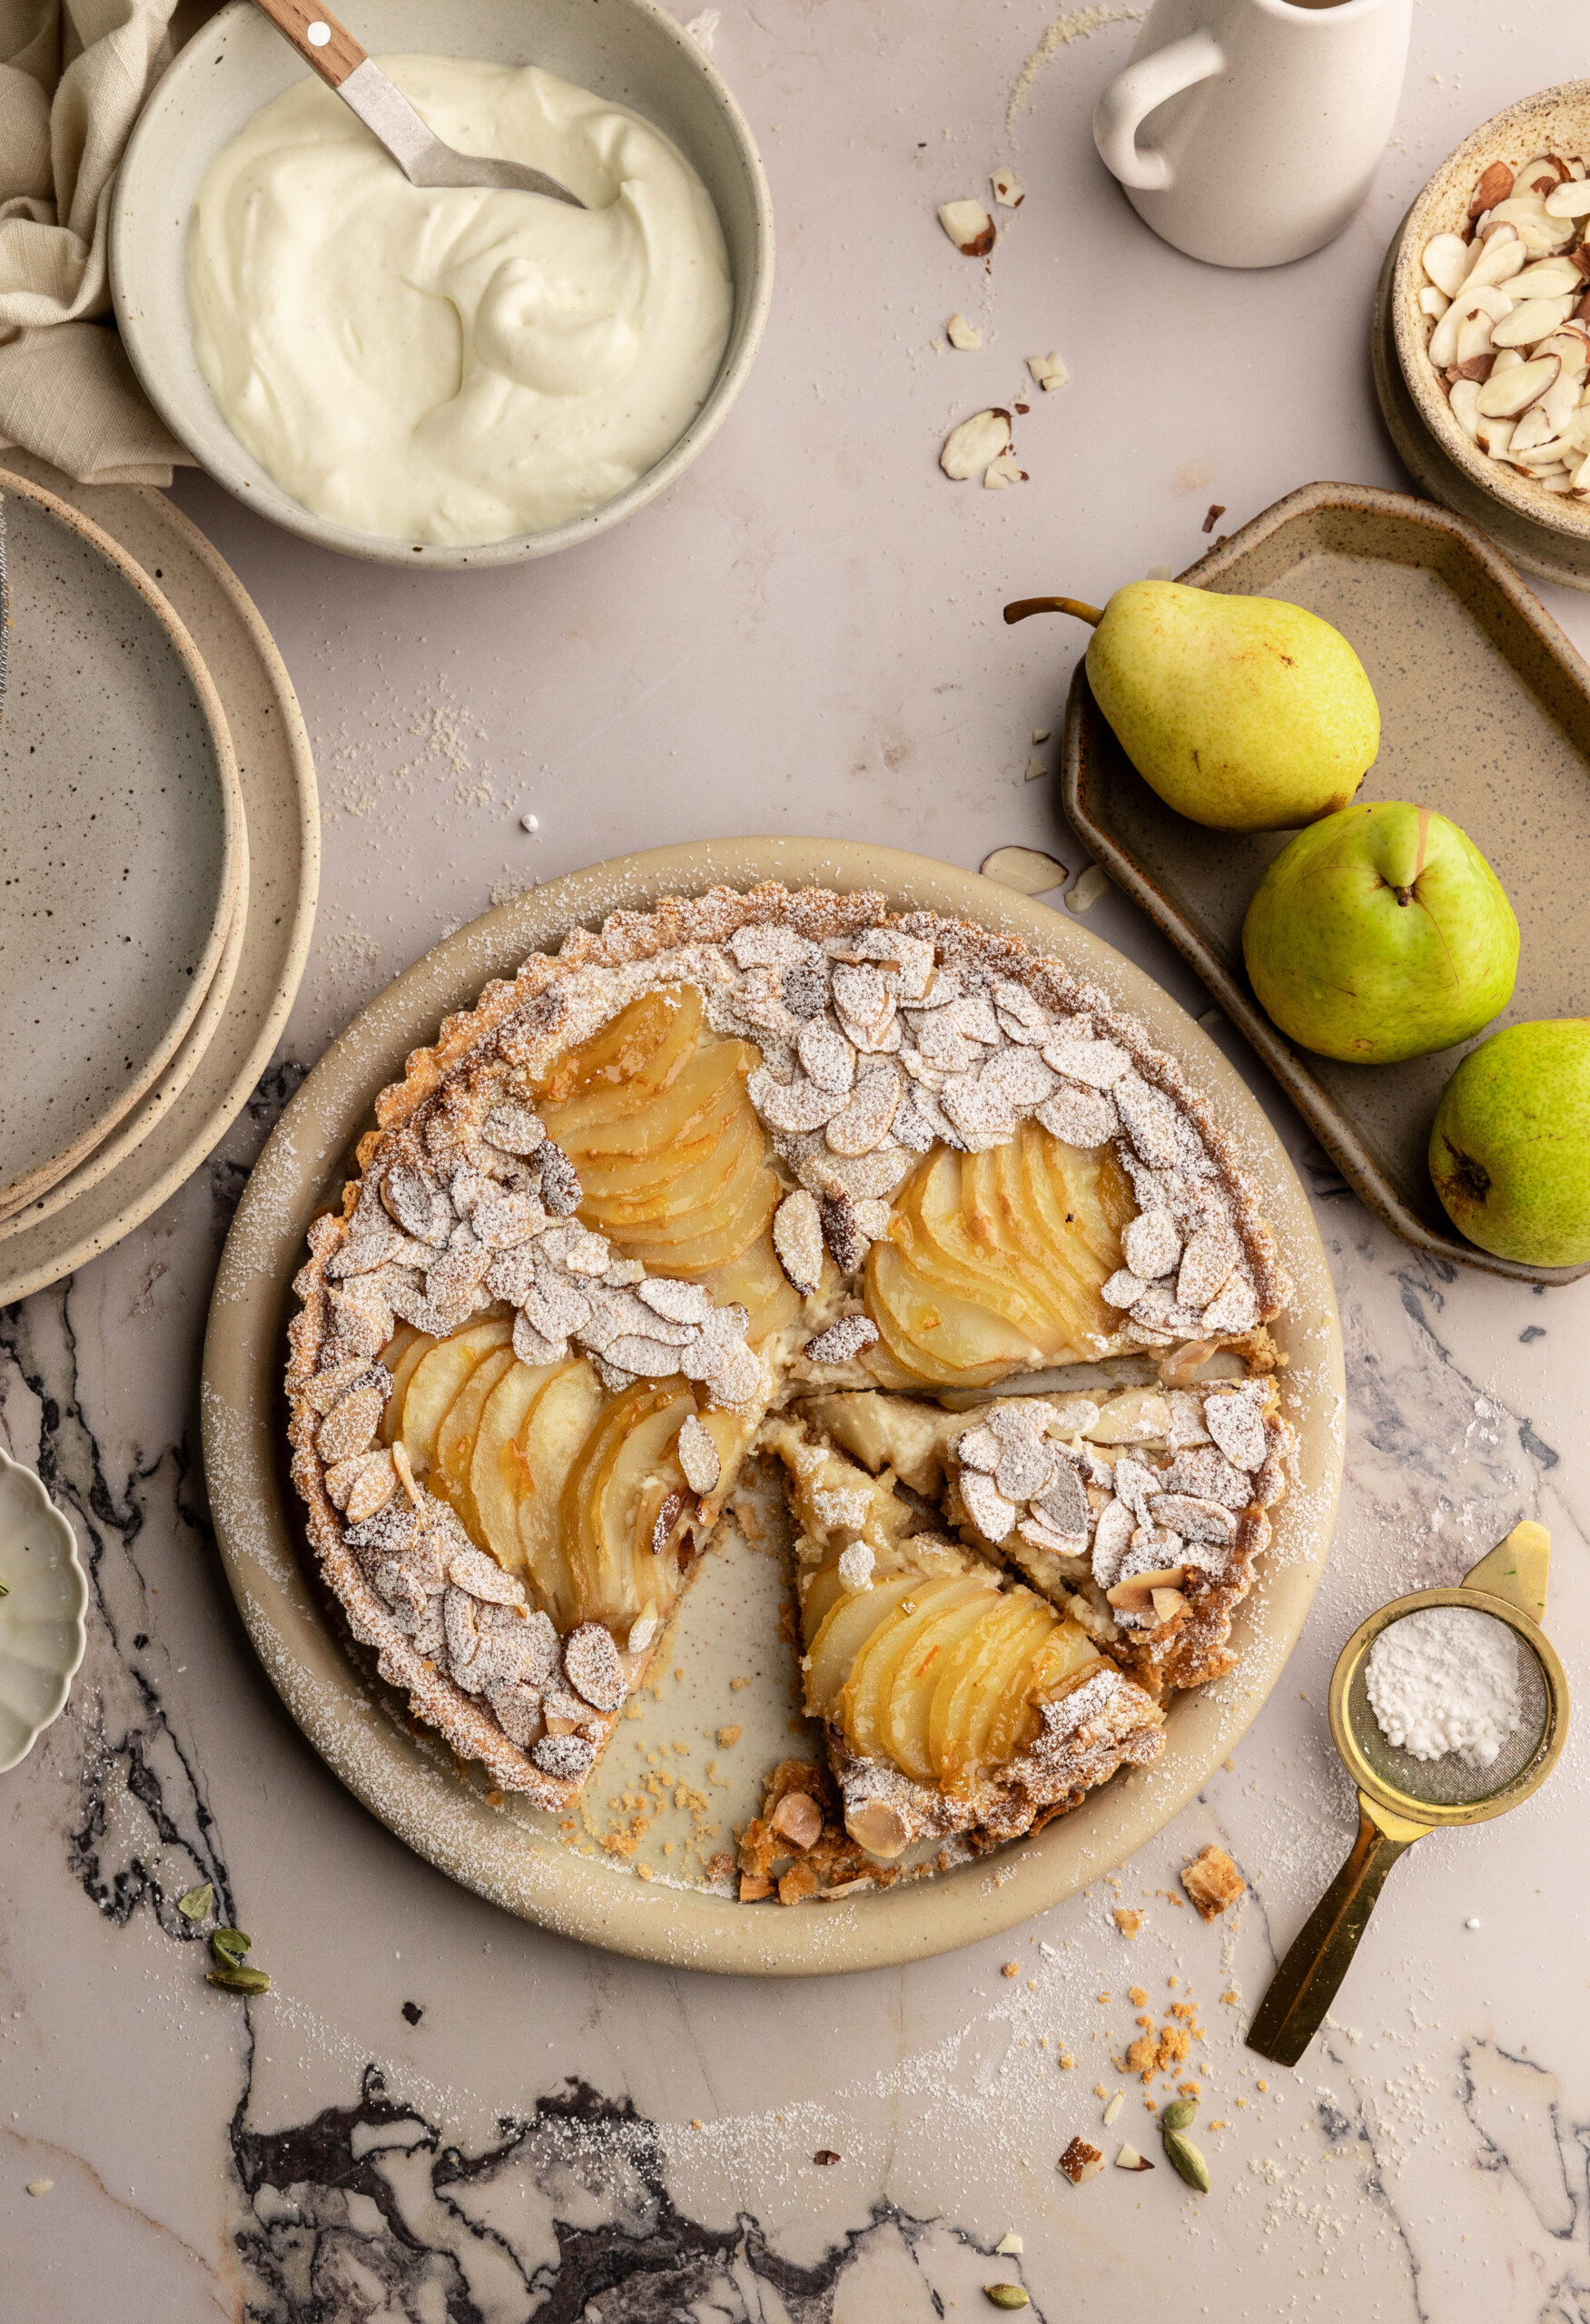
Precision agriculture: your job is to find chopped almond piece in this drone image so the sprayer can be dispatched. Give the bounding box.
[1058,2136,1104,2186]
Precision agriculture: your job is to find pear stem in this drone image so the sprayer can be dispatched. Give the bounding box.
[1002,596,1105,627]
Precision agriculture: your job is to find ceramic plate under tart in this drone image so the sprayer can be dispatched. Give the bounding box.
[0,1445,87,1774]
[201,839,1344,1977]
[0,456,318,1307]
[0,472,243,1218]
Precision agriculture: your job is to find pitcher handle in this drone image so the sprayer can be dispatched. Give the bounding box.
[1092,28,1225,192]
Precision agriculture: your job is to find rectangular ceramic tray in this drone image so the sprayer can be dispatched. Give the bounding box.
[1062,480,1590,1285]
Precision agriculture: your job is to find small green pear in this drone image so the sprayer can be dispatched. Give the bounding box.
[1004,581,1378,830]
[1241,803,1519,1064]
[1430,1020,1590,1266]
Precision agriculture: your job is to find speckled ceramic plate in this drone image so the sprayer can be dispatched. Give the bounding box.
[0,472,244,1218]
[0,456,318,1305]
[0,1445,87,1774]
[202,840,1344,1975]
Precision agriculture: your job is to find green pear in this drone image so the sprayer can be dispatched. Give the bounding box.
[1241,803,1519,1064]
[1430,1020,1590,1266]
[1004,581,1378,830]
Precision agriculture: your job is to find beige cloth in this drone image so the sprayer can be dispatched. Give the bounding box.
[0,0,201,483]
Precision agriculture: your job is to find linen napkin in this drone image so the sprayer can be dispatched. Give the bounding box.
[0,0,202,485]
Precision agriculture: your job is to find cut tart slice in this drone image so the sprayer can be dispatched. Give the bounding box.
[285,882,1292,1853]
[761,1417,1164,1858]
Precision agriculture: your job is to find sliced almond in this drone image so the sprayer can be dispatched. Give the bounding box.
[1422,231,1469,297]
[1545,180,1590,218]
[1427,300,1466,369]
[1151,1585,1187,1623]
[1508,403,1556,455]
[1490,293,1576,347]
[1476,353,1560,417]
[1513,436,1574,470]
[991,164,1025,208]
[1462,229,1526,292]
[1453,352,1496,383]
[1490,346,1525,373]
[939,198,995,257]
[1534,328,1590,376]
[940,407,1011,479]
[1027,350,1069,392]
[1475,410,1516,458]
[1572,448,1590,492]
[984,451,1028,489]
[1454,309,1496,366]
[1114,2144,1155,2171]
[1536,468,1574,490]
[1468,160,1515,218]
[1106,1563,1187,1613]
[1418,285,1450,319]
[1539,367,1583,437]
[1506,257,1584,298]
[945,312,983,350]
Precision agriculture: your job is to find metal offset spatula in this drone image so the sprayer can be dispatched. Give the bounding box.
[246,0,586,207]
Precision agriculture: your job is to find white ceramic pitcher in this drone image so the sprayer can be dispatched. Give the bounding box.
[1092,0,1411,269]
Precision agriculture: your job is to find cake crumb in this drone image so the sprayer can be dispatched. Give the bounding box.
[716,1724,742,1748]
[1181,1843,1246,1921]
[1113,1907,1143,1937]
[1002,1961,1022,1977]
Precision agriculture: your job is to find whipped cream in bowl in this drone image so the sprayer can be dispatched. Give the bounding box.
[111,0,772,566]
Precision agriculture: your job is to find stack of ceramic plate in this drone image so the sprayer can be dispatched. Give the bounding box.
[0,464,319,1304]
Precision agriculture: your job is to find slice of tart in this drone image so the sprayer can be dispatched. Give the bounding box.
[285,881,1293,1855]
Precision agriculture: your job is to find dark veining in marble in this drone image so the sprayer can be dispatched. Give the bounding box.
[229,2071,1046,2323]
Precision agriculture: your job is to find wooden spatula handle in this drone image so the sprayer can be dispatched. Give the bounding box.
[248,0,366,89]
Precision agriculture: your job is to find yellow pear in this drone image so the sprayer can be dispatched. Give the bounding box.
[1005,581,1379,832]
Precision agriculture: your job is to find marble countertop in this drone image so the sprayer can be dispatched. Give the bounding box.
[5,1,1590,2315]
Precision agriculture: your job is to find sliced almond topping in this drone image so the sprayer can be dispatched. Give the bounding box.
[984,451,1029,489]
[938,199,995,256]
[1106,1564,1187,1612]
[1027,350,1069,392]
[945,312,983,350]
[940,407,1012,480]
[1151,1585,1187,1623]
[991,164,1025,208]
[846,1798,912,1858]
[769,1791,825,1851]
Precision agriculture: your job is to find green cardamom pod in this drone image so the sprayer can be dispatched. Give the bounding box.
[1160,2096,1199,2132]
[206,1965,272,1994]
[176,1883,213,1923]
[210,1927,252,1966]
[983,2290,1031,2312]
[1161,2129,1210,2192]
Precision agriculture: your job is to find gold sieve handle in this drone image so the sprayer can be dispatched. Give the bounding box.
[1247,1795,1430,2067]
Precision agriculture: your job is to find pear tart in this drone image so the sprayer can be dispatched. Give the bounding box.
[286,883,1293,1851]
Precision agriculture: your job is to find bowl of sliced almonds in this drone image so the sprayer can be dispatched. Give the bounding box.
[1393,84,1590,538]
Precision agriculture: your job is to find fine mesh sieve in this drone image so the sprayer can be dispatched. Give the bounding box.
[1249,1522,1569,2068]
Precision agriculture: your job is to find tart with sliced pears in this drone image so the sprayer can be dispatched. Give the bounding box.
[287,882,1292,1874]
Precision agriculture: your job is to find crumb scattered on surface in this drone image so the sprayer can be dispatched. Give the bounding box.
[1181,1843,1246,1921]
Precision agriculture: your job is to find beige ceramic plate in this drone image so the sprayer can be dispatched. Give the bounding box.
[0,1445,87,1774]
[0,472,244,1219]
[1390,84,1590,553]
[111,0,773,569]
[202,840,1344,1975]
[1062,481,1590,1287]
[0,455,318,1306]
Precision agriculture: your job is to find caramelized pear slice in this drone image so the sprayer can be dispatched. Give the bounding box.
[400,1318,513,1478]
[548,1036,749,1162]
[805,1576,921,1718]
[983,1621,1102,1769]
[469,1359,560,1584]
[927,1594,1033,1792]
[517,1359,607,1627]
[842,1576,998,1768]
[534,985,701,1113]
[960,1596,1063,1777]
[884,1581,1009,1782]
[600,1390,696,1623]
[379,1325,435,1445]
[434,1346,515,1533]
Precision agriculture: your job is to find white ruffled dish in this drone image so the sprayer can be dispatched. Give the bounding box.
[0,1446,87,1773]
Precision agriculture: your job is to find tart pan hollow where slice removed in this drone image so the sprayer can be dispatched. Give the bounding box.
[1061,479,1590,1286]
[202,839,1343,1976]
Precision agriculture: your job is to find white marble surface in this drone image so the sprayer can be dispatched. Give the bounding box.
[5,1,1590,2315]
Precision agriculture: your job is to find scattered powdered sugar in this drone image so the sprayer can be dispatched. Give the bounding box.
[1365,1607,1524,1769]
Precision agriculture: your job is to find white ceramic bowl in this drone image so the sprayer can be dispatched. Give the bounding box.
[0,1447,87,1773]
[1392,82,1590,547]
[110,0,773,569]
